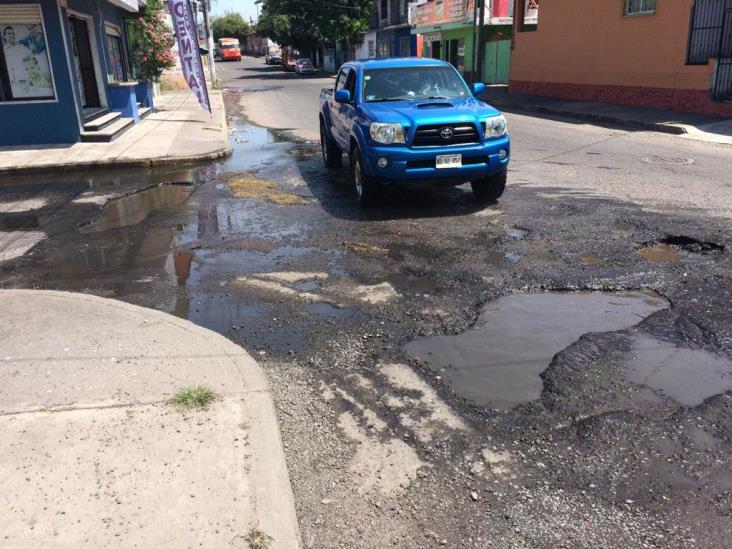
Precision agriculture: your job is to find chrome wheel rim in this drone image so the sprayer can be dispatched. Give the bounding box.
[354,159,363,197]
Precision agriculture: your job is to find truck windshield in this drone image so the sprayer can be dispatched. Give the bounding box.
[221,44,238,50]
[362,66,470,102]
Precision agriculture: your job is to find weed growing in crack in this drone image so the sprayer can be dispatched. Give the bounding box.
[168,386,217,411]
[245,528,272,549]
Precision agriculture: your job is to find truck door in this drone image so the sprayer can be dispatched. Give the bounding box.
[330,66,351,149]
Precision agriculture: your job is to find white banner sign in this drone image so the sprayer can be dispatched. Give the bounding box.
[167,0,210,112]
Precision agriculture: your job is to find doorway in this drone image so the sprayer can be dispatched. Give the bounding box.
[431,41,441,59]
[484,39,511,84]
[68,15,100,109]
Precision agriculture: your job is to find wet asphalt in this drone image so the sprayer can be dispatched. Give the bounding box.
[0,57,731,547]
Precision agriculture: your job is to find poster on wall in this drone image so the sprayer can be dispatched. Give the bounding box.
[1,23,54,99]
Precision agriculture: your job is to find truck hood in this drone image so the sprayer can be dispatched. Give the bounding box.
[358,97,502,128]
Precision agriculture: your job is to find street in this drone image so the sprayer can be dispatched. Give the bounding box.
[1,56,731,547]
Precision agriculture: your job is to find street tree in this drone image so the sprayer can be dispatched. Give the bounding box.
[256,0,372,55]
[211,12,252,43]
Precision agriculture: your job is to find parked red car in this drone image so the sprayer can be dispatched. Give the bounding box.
[283,58,297,72]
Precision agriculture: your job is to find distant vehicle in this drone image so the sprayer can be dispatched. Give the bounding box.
[265,53,282,65]
[283,57,297,72]
[295,58,316,75]
[318,58,509,208]
[218,38,241,62]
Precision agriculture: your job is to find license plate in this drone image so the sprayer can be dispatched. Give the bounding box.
[436,154,462,169]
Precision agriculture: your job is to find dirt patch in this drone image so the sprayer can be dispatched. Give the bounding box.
[227,175,311,205]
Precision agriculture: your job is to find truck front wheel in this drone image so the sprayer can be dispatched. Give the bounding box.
[320,121,342,168]
[471,171,507,204]
[350,149,378,208]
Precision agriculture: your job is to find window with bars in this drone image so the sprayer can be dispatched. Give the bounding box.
[624,0,657,16]
[106,32,126,82]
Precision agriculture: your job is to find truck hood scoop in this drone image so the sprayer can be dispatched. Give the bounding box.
[416,102,454,109]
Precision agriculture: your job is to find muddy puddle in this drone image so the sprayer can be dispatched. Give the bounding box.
[622,335,732,407]
[79,184,191,233]
[216,119,290,174]
[404,291,668,409]
[636,244,682,263]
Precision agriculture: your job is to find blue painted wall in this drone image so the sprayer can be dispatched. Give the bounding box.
[0,0,132,146]
[376,26,417,58]
[0,0,81,145]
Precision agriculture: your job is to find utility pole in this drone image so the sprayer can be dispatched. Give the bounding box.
[476,0,486,84]
[200,0,217,82]
[471,0,479,84]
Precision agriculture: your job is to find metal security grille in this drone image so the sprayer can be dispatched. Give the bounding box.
[687,0,731,64]
[412,124,479,147]
[713,58,732,100]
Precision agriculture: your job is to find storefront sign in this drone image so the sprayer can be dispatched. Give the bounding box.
[0,19,54,100]
[167,0,210,112]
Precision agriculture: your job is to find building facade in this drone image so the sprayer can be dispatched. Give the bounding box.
[410,0,537,84]
[371,0,417,58]
[0,0,152,146]
[510,0,732,117]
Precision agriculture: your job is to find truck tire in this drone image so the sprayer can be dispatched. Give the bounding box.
[320,120,342,168]
[471,171,507,204]
[350,149,378,208]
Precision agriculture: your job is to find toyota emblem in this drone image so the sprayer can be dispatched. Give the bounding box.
[440,127,454,140]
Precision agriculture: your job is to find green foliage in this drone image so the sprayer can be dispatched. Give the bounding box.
[211,12,252,43]
[168,386,218,410]
[256,0,372,52]
[132,0,176,81]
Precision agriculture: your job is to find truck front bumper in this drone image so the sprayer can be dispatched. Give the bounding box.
[363,136,510,184]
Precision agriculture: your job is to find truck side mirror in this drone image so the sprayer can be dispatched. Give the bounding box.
[473,83,486,96]
[334,90,351,103]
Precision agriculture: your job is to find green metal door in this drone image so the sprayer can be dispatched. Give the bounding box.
[484,40,510,84]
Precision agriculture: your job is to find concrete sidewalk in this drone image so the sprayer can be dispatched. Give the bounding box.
[483,87,732,145]
[0,290,300,548]
[0,91,232,177]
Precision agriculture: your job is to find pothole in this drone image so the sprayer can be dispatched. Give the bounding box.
[622,335,732,407]
[636,244,681,263]
[404,291,668,409]
[657,235,724,253]
[78,183,191,233]
[636,235,724,262]
[642,156,694,165]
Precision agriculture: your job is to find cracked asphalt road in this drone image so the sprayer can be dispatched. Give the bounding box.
[1,57,730,547]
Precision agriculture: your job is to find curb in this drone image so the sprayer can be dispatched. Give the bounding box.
[0,289,302,548]
[0,89,233,178]
[487,98,688,135]
[0,148,233,178]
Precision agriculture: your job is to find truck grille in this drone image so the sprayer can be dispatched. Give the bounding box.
[412,123,480,147]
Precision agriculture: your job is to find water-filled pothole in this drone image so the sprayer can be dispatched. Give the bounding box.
[79,184,191,233]
[404,291,668,409]
[636,244,681,263]
[622,335,732,407]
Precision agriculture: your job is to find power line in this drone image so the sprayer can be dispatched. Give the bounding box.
[260,0,365,12]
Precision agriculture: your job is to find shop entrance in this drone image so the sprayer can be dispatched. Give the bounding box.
[68,15,100,109]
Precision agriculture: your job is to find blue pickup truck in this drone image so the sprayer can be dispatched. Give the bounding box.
[319,58,509,207]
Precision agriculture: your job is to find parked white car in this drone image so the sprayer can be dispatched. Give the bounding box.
[295,58,317,75]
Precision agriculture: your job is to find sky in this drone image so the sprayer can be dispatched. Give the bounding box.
[210,0,260,24]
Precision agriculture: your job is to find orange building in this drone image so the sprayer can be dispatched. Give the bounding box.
[509,0,732,117]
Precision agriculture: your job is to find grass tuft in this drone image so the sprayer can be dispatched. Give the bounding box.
[168,386,217,410]
[245,528,272,549]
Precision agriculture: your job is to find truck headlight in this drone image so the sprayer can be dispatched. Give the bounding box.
[370,123,405,144]
[484,115,507,137]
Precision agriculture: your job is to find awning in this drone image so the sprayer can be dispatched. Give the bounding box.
[105,0,139,13]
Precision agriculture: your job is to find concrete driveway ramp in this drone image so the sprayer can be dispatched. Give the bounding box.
[0,290,300,548]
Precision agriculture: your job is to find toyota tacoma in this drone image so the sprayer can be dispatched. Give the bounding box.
[319,58,509,207]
